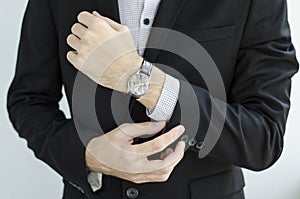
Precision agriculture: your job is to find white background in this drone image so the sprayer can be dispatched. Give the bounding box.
[0,0,299,198]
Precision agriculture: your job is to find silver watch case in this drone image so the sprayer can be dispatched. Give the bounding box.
[127,60,153,98]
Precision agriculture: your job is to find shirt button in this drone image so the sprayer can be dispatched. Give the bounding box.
[126,187,139,199]
[143,18,150,25]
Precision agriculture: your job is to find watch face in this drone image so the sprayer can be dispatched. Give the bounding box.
[128,73,150,97]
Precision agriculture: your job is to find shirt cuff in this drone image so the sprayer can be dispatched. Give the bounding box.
[87,172,103,192]
[146,74,180,121]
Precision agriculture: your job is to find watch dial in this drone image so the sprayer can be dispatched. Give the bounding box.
[128,73,150,96]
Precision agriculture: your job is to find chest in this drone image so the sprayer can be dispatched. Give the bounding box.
[50,0,250,94]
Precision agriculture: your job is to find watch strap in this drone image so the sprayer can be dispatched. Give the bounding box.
[140,59,153,76]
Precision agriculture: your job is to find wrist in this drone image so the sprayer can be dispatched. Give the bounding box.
[102,53,143,93]
[85,138,98,172]
[85,137,106,173]
[137,66,166,111]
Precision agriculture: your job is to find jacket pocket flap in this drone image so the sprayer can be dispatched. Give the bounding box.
[186,25,235,43]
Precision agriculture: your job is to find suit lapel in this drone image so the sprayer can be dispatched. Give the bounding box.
[153,0,186,30]
[144,0,187,62]
[96,0,120,23]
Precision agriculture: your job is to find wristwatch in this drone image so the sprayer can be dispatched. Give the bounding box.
[127,59,153,98]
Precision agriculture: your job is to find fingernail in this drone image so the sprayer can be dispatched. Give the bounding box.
[177,125,185,134]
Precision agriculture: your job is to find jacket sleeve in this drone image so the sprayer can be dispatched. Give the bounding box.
[169,0,299,171]
[7,0,94,197]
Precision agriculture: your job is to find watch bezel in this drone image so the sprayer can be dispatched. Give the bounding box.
[127,72,150,98]
[127,59,153,98]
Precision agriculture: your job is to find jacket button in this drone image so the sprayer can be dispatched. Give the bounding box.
[196,141,204,150]
[126,187,139,199]
[180,135,189,143]
[188,138,197,147]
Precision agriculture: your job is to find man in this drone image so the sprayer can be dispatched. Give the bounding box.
[7,0,298,199]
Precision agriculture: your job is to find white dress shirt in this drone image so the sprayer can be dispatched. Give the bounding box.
[88,0,180,191]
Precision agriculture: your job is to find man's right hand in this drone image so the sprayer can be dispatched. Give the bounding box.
[85,121,186,184]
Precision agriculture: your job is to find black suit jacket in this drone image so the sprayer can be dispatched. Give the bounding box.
[7,0,298,198]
